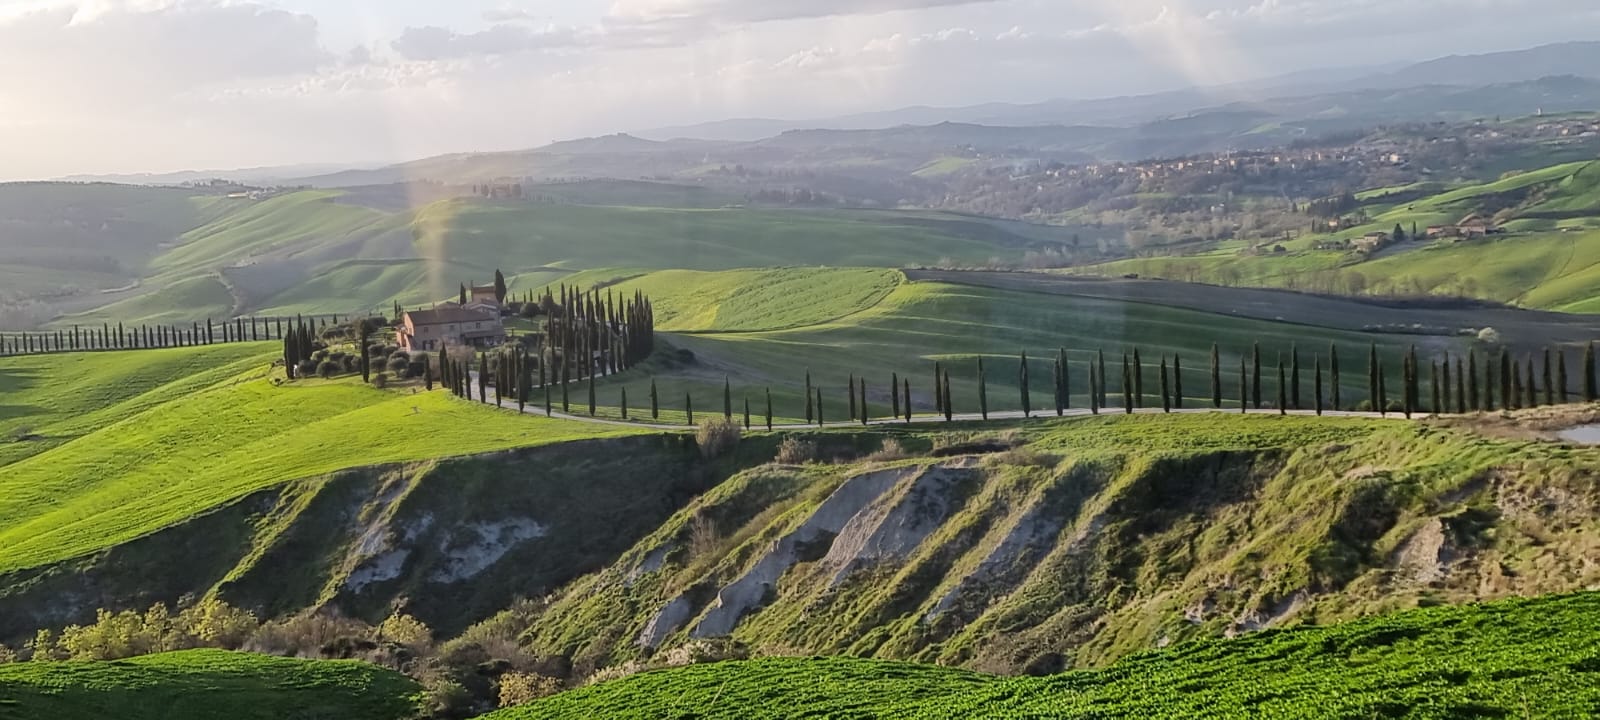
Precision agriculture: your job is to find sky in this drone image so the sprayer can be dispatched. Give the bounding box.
[0,0,1596,179]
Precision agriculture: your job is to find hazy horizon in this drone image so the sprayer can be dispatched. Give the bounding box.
[3,0,1599,181]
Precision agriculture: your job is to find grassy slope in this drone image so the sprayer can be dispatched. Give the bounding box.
[574,277,1465,424]
[59,275,239,326]
[0,344,643,575]
[561,268,904,332]
[498,591,1600,719]
[0,649,419,720]
[1081,161,1600,310]
[0,183,204,295]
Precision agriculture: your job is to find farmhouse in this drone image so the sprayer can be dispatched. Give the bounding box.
[1353,231,1389,254]
[398,305,506,352]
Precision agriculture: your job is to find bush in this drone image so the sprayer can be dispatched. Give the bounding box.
[775,436,817,464]
[695,418,741,459]
[312,350,330,363]
[296,360,320,377]
[379,613,434,649]
[246,611,372,658]
[373,372,390,389]
[317,360,342,379]
[390,349,411,361]
[864,438,909,462]
[497,672,563,708]
[408,360,428,379]
[387,357,410,374]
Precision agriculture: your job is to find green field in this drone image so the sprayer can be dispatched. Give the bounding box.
[0,344,642,574]
[0,649,419,720]
[548,267,903,332]
[495,591,1600,719]
[561,273,1468,424]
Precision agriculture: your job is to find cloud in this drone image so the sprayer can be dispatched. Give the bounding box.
[391,23,586,61]
[606,0,1002,26]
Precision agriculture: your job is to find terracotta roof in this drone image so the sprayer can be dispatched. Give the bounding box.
[405,307,499,326]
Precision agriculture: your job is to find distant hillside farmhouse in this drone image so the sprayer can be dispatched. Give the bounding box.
[398,305,506,352]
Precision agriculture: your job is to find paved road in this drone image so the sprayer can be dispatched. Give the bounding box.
[463,371,1410,430]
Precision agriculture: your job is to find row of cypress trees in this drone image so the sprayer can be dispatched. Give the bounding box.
[1,316,339,356]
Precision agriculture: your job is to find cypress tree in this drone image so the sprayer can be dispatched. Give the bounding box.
[745,396,751,430]
[1331,344,1342,411]
[903,379,911,423]
[892,372,901,419]
[1052,355,1064,416]
[724,376,733,420]
[588,367,597,416]
[1020,351,1031,418]
[479,354,489,403]
[1441,353,1452,412]
[1252,342,1262,409]
[1499,349,1513,411]
[1122,354,1134,414]
[1543,348,1554,406]
[934,371,947,422]
[1314,356,1324,416]
[805,369,814,423]
[1159,358,1171,413]
[1456,358,1467,414]
[1239,358,1248,414]
[1377,353,1388,416]
[977,358,988,420]
[1368,343,1380,412]
[817,388,825,427]
[1440,360,1452,416]
[932,363,942,420]
[1132,348,1143,408]
[1586,342,1598,402]
[1406,346,1418,419]
[686,394,693,426]
[1557,349,1569,404]
[1468,351,1481,411]
[766,388,774,431]
[1060,348,1072,412]
[1173,354,1184,409]
[562,368,570,413]
[358,322,372,383]
[1097,349,1108,408]
[1291,345,1302,410]
[1277,356,1287,415]
[1509,358,1523,410]
[1525,358,1538,409]
[1210,343,1222,408]
[1089,363,1100,415]
[621,387,629,420]
[848,374,858,422]
[859,379,868,426]
[650,379,659,419]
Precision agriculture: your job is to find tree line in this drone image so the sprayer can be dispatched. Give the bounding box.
[1,316,342,357]
[444,339,1600,428]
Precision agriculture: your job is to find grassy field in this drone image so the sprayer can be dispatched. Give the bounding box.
[562,276,1470,425]
[550,268,904,332]
[497,591,1600,719]
[0,649,419,720]
[0,343,643,575]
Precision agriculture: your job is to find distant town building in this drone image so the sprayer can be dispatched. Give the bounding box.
[397,305,505,352]
[1353,231,1390,254]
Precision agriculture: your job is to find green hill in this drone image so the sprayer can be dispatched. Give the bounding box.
[545,267,903,332]
[494,591,1600,719]
[0,649,419,720]
[0,344,643,576]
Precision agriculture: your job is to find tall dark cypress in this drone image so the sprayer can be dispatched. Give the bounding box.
[934,371,947,422]
[1543,348,1554,406]
[1173,354,1184,409]
[650,379,659,419]
[1431,361,1442,416]
[977,358,988,420]
[859,380,868,427]
[817,388,825,427]
[1509,358,1523,410]
[1131,348,1143,408]
[1557,349,1569,404]
[1377,353,1388,416]
[1276,356,1287,415]
[1052,355,1064,416]
[1252,342,1262,409]
[1369,344,1382,412]
[848,374,858,422]
[745,396,752,430]
[1456,359,1467,414]
[903,379,911,423]
[1122,354,1134,414]
[588,367,597,416]
[1239,358,1248,414]
[1060,347,1071,412]
[1314,356,1324,416]
[1499,349,1513,411]
[766,388,774,431]
[805,369,814,423]
[1290,345,1302,410]
[562,366,570,413]
[621,387,629,420]
[685,394,693,426]
[1586,342,1598,403]
[1089,362,1100,415]
[724,376,733,420]
[479,353,489,403]
[892,372,901,420]
[1019,351,1031,418]
[1159,358,1171,413]
[1441,353,1452,412]
[1525,358,1537,410]
[1468,351,1481,411]
[932,363,942,421]
[1097,349,1108,408]
[1210,343,1222,408]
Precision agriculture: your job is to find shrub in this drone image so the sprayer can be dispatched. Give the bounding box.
[864,438,909,462]
[408,360,428,379]
[497,672,563,708]
[296,359,319,377]
[390,349,412,361]
[387,357,410,374]
[379,613,434,649]
[178,598,258,648]
[312,350,330,363]
[696,418,741,459]
[246,611,372,658]
[317,360,342,379]
[373,372,390,389]
[0,643,16,664]
[775,436,817,464]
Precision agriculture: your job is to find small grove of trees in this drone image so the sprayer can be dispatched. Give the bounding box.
[0,315,342,357]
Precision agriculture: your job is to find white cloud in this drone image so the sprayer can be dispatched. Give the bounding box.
[391,23,587,61]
